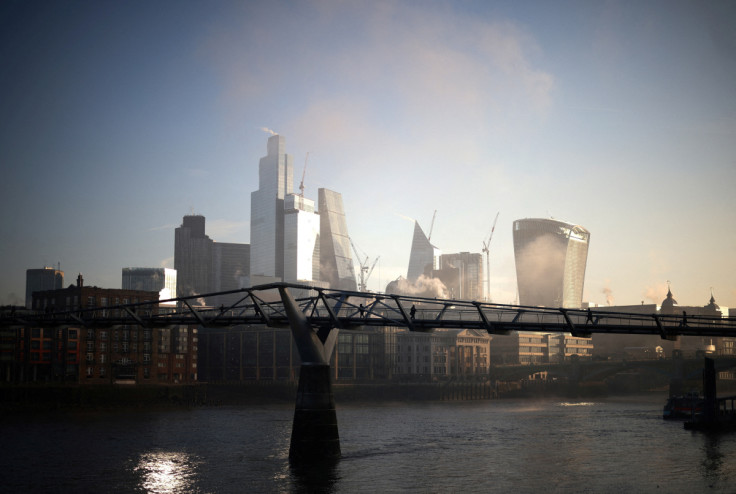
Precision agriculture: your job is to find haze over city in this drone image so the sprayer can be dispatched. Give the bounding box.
[1,0,734,308]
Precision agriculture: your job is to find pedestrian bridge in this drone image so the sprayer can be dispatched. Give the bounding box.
[4,282,735,339]
[4,282,735,464]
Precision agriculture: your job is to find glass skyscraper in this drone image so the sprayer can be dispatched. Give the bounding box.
[250,135,294,281]
[407,221,441,282]
[512,218,590,308]
[283,194,320,283]
[318,188,357,291]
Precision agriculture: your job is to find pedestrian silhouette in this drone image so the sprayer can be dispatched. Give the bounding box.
[359,304,365,317]
[410,304,416,320]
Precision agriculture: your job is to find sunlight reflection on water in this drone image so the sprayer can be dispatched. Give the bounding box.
[134,451,200,494]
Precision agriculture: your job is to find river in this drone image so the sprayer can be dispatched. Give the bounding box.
[2,395,734,493]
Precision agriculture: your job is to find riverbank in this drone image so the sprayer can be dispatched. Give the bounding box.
[0,378,676,414]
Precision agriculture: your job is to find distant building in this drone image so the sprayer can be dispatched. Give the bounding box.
[585,286,733,363]
[175,215,213,298]
[25,267,63,309]
[211,242,250,306]
[19,275,198,384]
[122,267,177,302]
[490,331,593,365]
[250,134,294,282]
[174,214,249,306]
[283,194,320,283]
[407,221,441,283]
[395,329,491,378]
[440,252,483,301]
[513,218,590,308]
[318,188,357,291]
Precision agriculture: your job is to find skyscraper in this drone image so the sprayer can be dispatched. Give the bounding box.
[250,134,294,281]
[25,267,63,309]
[318,188,357,291]
[407,221,441,282]
[513,218,590,308]
[175,215,213,298]
[174,214,250,305]
[283,194,320,283]
[440,252,483,301]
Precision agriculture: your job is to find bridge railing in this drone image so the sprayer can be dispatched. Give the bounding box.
[3,282,736,337]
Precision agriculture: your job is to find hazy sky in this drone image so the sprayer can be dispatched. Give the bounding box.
[1,0,734,309]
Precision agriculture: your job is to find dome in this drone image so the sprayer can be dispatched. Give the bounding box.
[660,287,677,311]
[704,292,721,313]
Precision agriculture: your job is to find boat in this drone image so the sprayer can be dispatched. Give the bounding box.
[663,393,703,420]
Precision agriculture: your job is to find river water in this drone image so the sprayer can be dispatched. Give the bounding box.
[2,395,735,493]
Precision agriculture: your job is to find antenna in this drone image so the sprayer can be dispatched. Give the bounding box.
[482,212,499,301]
[299,152,309,197]
[428,210,437,242]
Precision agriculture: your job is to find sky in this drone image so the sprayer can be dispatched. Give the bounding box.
[1,0,734,309]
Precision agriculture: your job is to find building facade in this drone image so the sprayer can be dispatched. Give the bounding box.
[439,252,483,301]
[175,215,213,298]
[11,279,198,384]
[318,188,357,291]
[122,267,177,302]
[174,214,250,305]
[407,221,441,283]
[283,194,320,283]
[25,267,64,309]
[513,218,590,308]
[490,331,593,365]
[250,134,294,281]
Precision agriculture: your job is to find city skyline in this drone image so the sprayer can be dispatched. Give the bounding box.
[1,1,734,308]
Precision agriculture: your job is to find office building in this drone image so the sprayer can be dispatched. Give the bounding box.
[175,215,213,298]
[174,214,250,305]
[440,252,483,301]
[318,188,357,291]
[407,221,441,282]
[25,267,63,309]
[122,267,177,302]
[283,194,320,283]
[211,242,250,302]
[513,218,590,308]
[250,134,294,282]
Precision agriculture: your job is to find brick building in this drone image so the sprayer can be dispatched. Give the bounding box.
[10,275,199,384]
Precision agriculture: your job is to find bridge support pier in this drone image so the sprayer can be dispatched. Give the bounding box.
[277,286,341,464]
[290,363,340,462]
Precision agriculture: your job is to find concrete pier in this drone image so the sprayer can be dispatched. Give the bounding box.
[278,286,341,463]
[289,363,340,462]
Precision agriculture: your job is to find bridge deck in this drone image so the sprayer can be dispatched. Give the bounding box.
[3,282,735,338]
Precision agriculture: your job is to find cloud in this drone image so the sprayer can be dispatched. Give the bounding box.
[386,274,449,299]
[159,256,174,269]
[602,280,614,306]
[644,281,669,305]
[200,2,554,170]
[147,224,177,232]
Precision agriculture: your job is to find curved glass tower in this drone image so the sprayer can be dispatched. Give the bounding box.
[513,218,590,308]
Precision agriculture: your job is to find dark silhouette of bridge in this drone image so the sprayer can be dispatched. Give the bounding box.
[3,282,735,463]
[4,282,735,338]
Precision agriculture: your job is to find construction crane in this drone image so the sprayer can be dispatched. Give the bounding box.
[298,152,309,197]
[482,212,499,302]
[350,237,380,292]
[427,210,437,242]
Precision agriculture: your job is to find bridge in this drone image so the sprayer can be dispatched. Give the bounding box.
[3,282,736,463]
